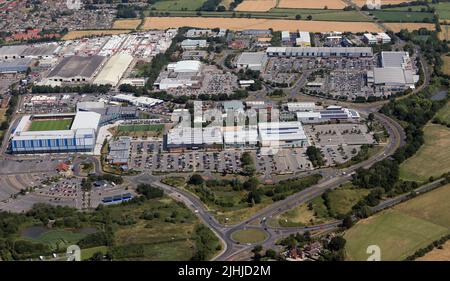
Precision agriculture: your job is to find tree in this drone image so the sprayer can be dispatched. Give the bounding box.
[188,174,204,185]
[327,236,346,252]
[136,184,164,199]
[342,215,353,229]
[295,14,301,20]
[265,249,276,259]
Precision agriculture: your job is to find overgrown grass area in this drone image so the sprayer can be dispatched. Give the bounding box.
[344,184,450,261]
[434,100,450,125]
[23,229,88,251]
[400,124,450,182]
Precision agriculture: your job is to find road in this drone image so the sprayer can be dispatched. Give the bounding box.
[126,108,406,261]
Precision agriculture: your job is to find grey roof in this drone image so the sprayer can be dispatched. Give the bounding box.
[236,52,266,66]
[223,100,244,110]
[373,67,415,85]
[21,45,58,57]
[0,45,28,57]
[0,58,33,72]
[48,55,106,79]
[381,51,409,68]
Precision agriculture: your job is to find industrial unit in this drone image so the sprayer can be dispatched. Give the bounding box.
[47,55,106,83]
[93,53,133,86]
[266,47,373,57]
[235,52,268,71]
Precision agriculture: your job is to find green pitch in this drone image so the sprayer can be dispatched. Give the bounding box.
[117,124,164,132]
[28,119,73,131]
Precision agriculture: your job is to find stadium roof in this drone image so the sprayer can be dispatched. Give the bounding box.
[48,55,106,79]
[94,53,133,86]
[71,111,101,130]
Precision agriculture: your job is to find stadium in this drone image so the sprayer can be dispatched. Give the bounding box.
[10,111,101,154]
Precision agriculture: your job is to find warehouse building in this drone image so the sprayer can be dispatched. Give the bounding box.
[10,111,101,154]
[47,55,106,83]
[266,47,373,57]
[258,121,308,148]
[107,136,131,165]
[0,45,28,59]
[223,126,258,148]
[296,31,311,47]
[166,126,223,152]
[181,39,208,50]
[286,102,316,112]
[236,52,268,71]
[380,51,411,69]
[154,60,203,90]
[0,58,33,73]
[94,53,133,86]
[111,94,163,108]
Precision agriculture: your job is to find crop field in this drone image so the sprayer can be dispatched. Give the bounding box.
[235,0,277,12]
[62,30,132,40]
[439,26,449,41]
[28,119,73,131]
[112,19,142,29]
[384,22,435,32]
[152,0,205,11]
[352,0,415,7]
[371,11,435,22]
[278,0,346,9]
[345,184,450,261]
[142,17,382,32]
[269,8,369,21]
[442,55,450,76]
[382,5,427,12]
[400,124,450,182]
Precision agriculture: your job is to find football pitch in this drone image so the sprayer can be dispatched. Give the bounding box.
[28,119,73,131]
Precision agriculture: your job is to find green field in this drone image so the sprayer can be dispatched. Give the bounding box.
[344,184,450,261]
[431,2,450,21]
[146,8,370,22]
[118,124,164,132]
[435,100,450,124]
[371,11,435,22]
[23,229,87,251]
[28,119,73,131]
[383,5,428,12]
[400,124,450,182]
[326,187,370,217]
[231,229,267,244]
[81,246,108,260]
[152,0,205,11]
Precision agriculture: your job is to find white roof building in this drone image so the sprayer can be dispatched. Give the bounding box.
[258,121,308,147]
[296,32,311,47]
[286,102,316,112]
[167,60,202,73]
[94,53,133,86]
[111,94,163,108]
[236,52,268,71]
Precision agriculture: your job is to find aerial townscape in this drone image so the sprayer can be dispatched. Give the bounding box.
[0,0,449,266]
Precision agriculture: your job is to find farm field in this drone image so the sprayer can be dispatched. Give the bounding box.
[278,0,346,9]
[371,11,435,22]
[142,17,383,32]
[439,26,449,41]
[28,119,73,131]
[62,30,132,40]
[235,0,277,12]
[352,0,415,7]
[399,124,450,182]
[152,0,205,11]
[112,19,142,29]
[382,5,427,12]
[384,22,435,32]
[431,2,450,21]
[416,240,450,261]
[345,184,450,261]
